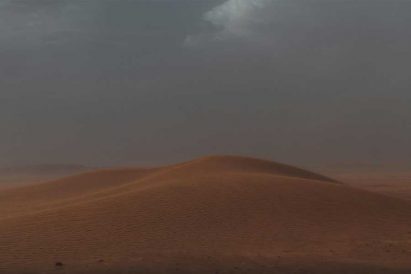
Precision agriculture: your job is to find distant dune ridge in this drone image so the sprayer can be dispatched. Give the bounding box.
[0,164,90,190]
[0,155,410,273]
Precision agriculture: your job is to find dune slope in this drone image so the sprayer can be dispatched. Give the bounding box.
[0,156,410,273]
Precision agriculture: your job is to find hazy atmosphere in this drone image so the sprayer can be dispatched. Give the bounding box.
[2,2,411,273]
[1,0,411,168]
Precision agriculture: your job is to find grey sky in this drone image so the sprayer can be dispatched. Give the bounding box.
[1,0,411,168]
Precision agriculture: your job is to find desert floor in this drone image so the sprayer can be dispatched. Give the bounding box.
[0,156,410,274]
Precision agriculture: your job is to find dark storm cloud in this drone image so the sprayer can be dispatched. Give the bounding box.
[1,0,410,168]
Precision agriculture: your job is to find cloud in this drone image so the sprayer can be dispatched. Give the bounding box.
[185,0,272,46]
[205,0,271,35]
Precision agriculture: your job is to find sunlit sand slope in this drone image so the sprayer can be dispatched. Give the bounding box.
[0,156,410,273]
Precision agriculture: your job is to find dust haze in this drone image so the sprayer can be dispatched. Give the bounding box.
[1,0,410,168]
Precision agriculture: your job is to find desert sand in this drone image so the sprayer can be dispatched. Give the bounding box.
[0,155,410,274]
[321,169,411,200]
[0,164,89,190]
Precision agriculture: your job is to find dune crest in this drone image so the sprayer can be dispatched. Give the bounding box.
[0,156,410,273]
[173,155,339,182]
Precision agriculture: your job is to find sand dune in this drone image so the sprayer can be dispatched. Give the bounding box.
[0,156,410,273]
[0,164,89,190]
[322,169,411,200]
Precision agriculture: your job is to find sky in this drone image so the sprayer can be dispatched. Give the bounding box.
[1,0,411,168]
